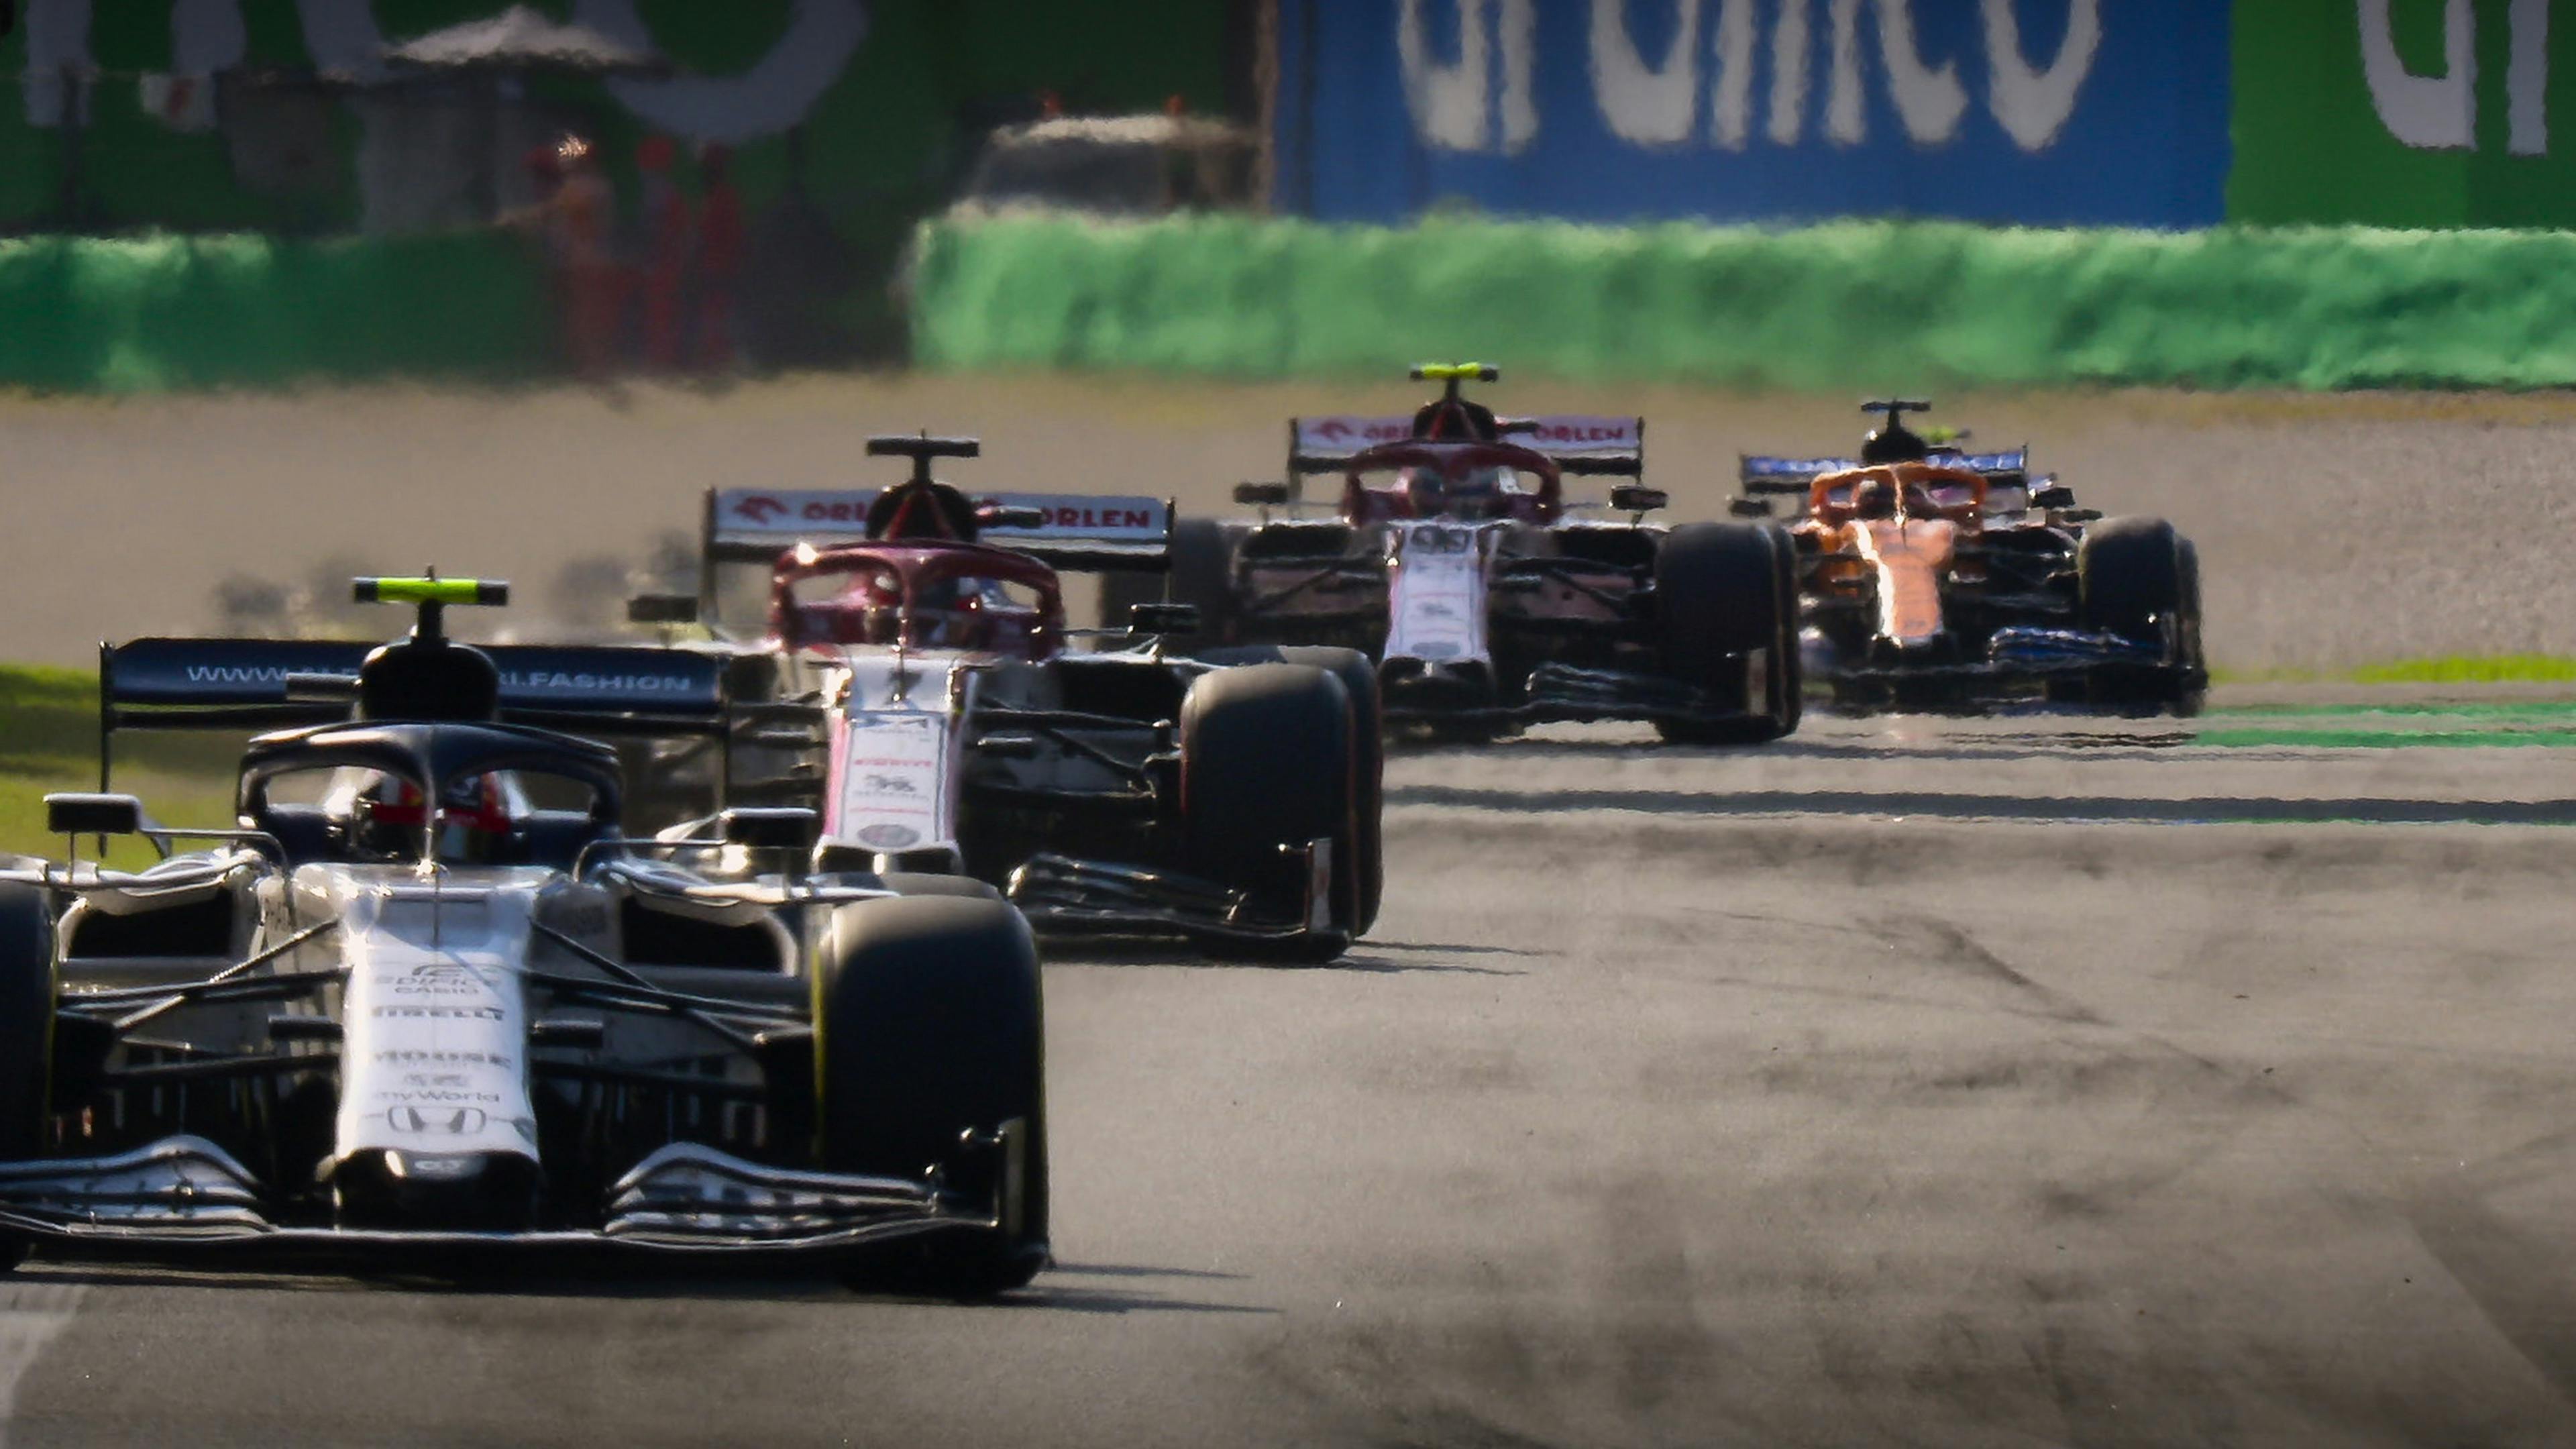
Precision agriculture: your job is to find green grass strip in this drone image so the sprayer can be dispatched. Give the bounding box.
[0,662,102,768]
[2198,727,2576,749]
[0,232,549,392]
[2348,655,2576,684]
[0,662,235,863]
[2213,656,2576,686]
[2208,700,2576,719]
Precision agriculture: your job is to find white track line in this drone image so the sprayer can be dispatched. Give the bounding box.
[0,1281,84,1449]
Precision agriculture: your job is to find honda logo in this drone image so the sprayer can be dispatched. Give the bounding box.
[388,1106,488,1135]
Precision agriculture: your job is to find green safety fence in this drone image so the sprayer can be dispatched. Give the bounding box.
[910,214,2576,392]
[0,231,549,391]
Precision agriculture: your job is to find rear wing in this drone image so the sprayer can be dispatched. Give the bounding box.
[1289,415,1645,479]
[97,636,729,786]
[1288,416,1413,474]
[1739,449,2043,520]
[702,488,1172,574]
[1739,447,2031,494]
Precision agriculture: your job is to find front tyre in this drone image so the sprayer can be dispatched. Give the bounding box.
[1654,523,1797,745]
[1765,523,1806,737]
[817,896,1047,1296]
[1197,645,1384,936]
[1180,662,1358,963]
[0,884,56,1275]
[2170,537,2208,718]
[2080,517,2200,714]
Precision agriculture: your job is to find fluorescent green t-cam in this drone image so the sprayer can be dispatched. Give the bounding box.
[355,578,509,606]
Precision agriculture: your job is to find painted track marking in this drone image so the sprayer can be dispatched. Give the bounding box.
[0,1281,83,1448]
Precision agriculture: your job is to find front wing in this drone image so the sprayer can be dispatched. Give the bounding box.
[0,1130,1028,1265]
[1809,625,2191,693]
[1378,660,1765,730]
[1007,838,1342,951]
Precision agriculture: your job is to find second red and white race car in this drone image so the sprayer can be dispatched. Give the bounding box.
[1106,365,1802,745]
[646,435,1383,962]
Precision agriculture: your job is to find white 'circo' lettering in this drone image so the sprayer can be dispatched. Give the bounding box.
[1567,1,2109,157]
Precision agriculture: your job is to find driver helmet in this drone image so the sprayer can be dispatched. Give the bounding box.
[912,575,991,649]
[1410,397,1500,443]
[434,775,515,863]
[809,570,904,645]
[1402,463,1512,519]
[865,478,979,543]
[1854,476,1901,521]
[1860,421,1931,465]
[349,773,513,863]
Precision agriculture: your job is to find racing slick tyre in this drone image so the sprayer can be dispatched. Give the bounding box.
[0,884,54,1273]
[1102,518,1237,653]
[2080,517,2198,714]
[2171,537,2208,718]
[818,896,1046,1297]
[1764,525,1807,737]
[1654,523,1797,745]
[1179,662,1358,963]
[1198,645,1383,936]
[1094,569,1161,641]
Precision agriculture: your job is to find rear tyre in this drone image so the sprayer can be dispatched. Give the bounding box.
[0,884,54,1275]
[1197,645,1383,936]
[2080,517,2196,714]
[817,896,1046,1297]
[1094,570,1160,639]
[1654,523,1796,745]
[1102,518,1238,653]
[1179,663,1357,963]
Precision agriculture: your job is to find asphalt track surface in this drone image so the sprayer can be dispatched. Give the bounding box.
[8,710,2576,1447]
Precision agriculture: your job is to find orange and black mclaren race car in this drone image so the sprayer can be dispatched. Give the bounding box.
[1739,400,2206,714]
[1104,364,1801,745]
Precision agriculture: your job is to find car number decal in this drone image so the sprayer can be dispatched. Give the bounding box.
[1383,522,1497,665]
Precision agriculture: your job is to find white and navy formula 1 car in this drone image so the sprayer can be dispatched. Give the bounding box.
[0,578,1046,1294]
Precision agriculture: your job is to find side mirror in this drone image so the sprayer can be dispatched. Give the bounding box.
[721,806,821,851]
[2032,484,2076,510]
[47,792,145,837]
[1128,602,1200,637]
[1233,480,1291,507]
[1609,484,1668,514]
[1727,497,1773,519]
[627,593,699,626]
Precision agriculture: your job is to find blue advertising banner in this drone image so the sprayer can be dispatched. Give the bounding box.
[1273,0,2232,227]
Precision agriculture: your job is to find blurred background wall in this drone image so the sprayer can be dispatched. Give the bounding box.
[0,0,1252,373]
[1279,0,2576,228]
[3,1,2572,390]
[1274,0,2233,226]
